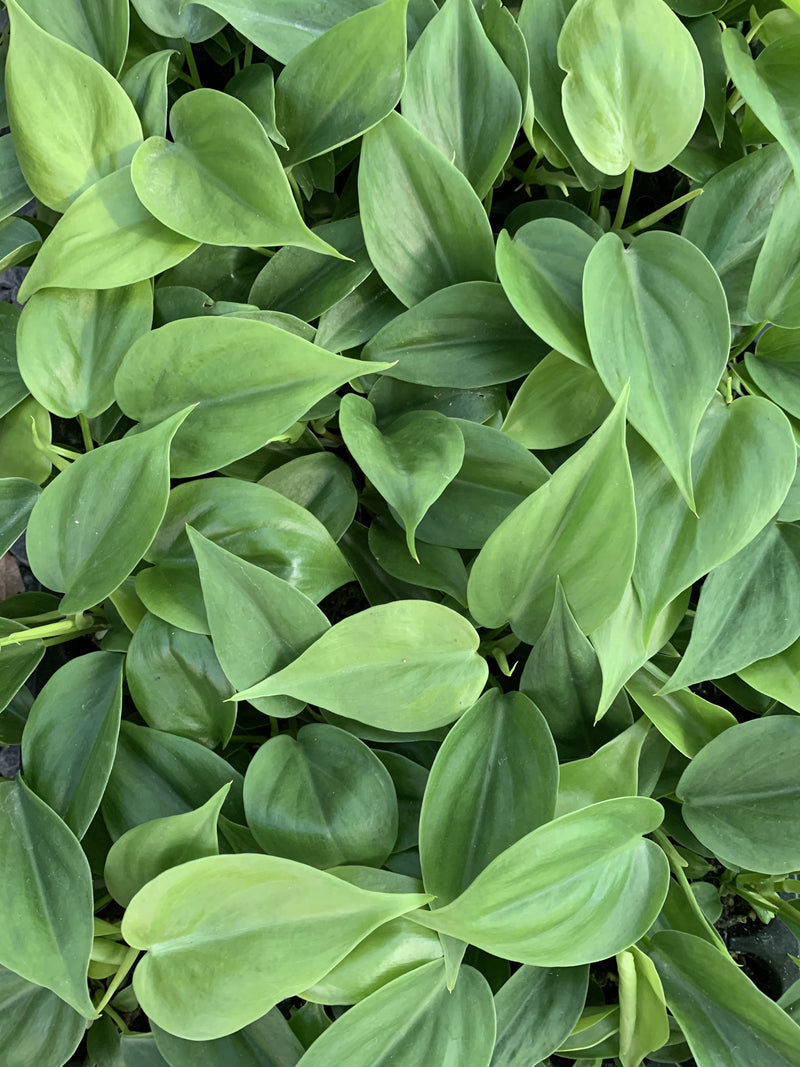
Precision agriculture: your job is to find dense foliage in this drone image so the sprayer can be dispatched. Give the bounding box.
[2,0,800,1064]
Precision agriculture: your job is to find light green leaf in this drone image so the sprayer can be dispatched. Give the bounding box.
[617,945,669,1067]
[190,529,329,718]
[16,0,129,74]
[0,965,85,1067]
[496,219,595,367]
[151,1009,304,1067]
[748,171,800,328]
[415,418,549,550]
[359,111,496,307]
[0,477,39,556]
[362,281,543,388]
[131,90,339,255]
[115,317,389,477]
[296,961,495,1067]
[233,601,488,732]
[0,777,95,1016]
[120,50,176,140]
[664,522,800,691]
[126,613,235,748]
[121,854,430,1040]
[681,141,791,324]
[411,797,668,966]
[248,216,372,321]
[739,634,800,712]
[468,390,635,644]
[491,964,589,1067]
[555,717,649,818]
[17,282,153,419]
[131,0,225,41]
[25,409,189,615]
[243,724,398,868]
[558,0,703,173]
[104,786,229,907]
[677,716,800,872]
[722,30,800,187]
[259,453,357,542]
[275,0,407,166]
[0,134,32,222]
[584,231,730,508]
[101,720,244,839]
[401,0,520,197]
[21,652,123,839]
[631,396,797,633]
[5,0,141,211]
[339,393,464,559]
[625,661,736,759]
[17,168,199,302]
[138,478,350,633]
[747,324,800,418]
[502,349,612,450]
[419,690,558,906]
[0,395,51,484]
[649,931,800,1067]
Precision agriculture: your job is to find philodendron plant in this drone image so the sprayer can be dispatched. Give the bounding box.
[3,0,800,1064]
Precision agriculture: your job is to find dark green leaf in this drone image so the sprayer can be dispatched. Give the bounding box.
[491,964,589,1067]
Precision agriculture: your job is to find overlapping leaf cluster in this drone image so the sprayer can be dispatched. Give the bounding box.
[2,0,800,1064]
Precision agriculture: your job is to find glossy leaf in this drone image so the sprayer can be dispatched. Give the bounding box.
[5,0,142,211]
[132,89,338,255]
[0,964,85,1067]
[17,168,199,301]
[101,720,245,839]
[275,0,407,166]
[131,0,225,41]
[233,601,488,732]
[0,619,44,716]
[17,282,153,418]
[0,215,40,273]
[491,964,589,1067]
[681,141,791,324]
[496,219,595,367]
[17,0,129,73]
[226,63,287,147]
[120,50,175,140]
[411,797,669,966]
[468,390,635,643]
[25,408,189,615]
[585,231,729,507]
[151,1009,304,1067]
[0,395,51,484]
[259,453,357,542]
[748,170,800,328]
[121,853,430,1039]
[722,31,800,186]
[0,477,39,556]
[555,717,649,818]
[126,613,234,748]
[739,635,800,712]
[339,393,464,558]
[558,0,704,173]
[22,652,123,839]
[296,961,495,1067]
[115,317,390,476]
[649,931,800,1067]
[747,324,800,419]
[402,0,520,197]
[664,522,800,691]
[419,690,558,906]
[677,716,800,872]
[631,396,797,633]
[362,281,543,387]
[616,945,669,1067]
[359,111,496,307]
[367,518,468,605]
[0,777,95,1016]
[104,786,228,907]
[190,529,330,717]
[243,723,398,868]
[502,350,612,450]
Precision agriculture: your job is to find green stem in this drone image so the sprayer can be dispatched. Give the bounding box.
[13,610,65,625]
[101,1003,132,1035]
[627,187,703,235]
[183,41,202,89]
[95,946,139,1014]
[729,320,767,360]
[745,18,764,44]
[243,40,254,67]
[93,893,113,913]
[78,413,94,451]
[654,829,731,955]
[286,169,304,213]
[589,186,602,221]
[0,614,95,649]
[612,164,635,231]
[483,186,494,217]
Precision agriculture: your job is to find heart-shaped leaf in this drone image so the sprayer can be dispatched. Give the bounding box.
[339,393,464,558]
[121,854,430,1039]
[584,231,730,509]
[233,601,488,732]
[131,89,339,255]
